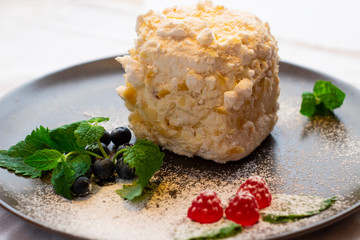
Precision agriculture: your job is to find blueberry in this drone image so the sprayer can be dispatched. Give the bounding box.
[85,142,110,163]
[111,127,132,146]
[115,158,136,180]
[100,131,111,146]
[84,167,92,179]
[92,158,115,180]
[71,176,92,196]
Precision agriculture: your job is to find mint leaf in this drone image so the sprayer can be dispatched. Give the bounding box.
[7,126,58,158]
[118,184,143,200]
[314,102,331,116]
[300,92,316,117]
[313,80,346,110]
[87,117,109,124]
[0,150,42,178]
[74,122,105,147]
[116,139,164,200]
[261,195,336,224]
[51,161,76,199]
[67,153,91,179]
[188,222,242,240]
[49,121,86,152]
[24,149,63,171]
[300,80,345,117]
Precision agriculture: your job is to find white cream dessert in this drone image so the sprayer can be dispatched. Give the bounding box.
[116,1,280,163]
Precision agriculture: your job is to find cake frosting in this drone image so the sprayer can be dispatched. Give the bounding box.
[116,1,280,163]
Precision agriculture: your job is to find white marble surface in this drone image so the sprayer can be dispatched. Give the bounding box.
[0,0,359,239]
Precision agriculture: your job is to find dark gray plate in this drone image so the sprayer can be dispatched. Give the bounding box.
[0,57,359,240]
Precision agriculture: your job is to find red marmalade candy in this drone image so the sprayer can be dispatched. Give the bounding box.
[238,176,272,209]
[225,191,260,226]
[187,190,223,223]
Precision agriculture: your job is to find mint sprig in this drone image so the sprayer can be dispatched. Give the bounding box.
[116,139,164,200]
[188,222,242,240]
[0,117,109,199]
[1,117,164,201]
[300,80,345,117]
[261,195,336,224]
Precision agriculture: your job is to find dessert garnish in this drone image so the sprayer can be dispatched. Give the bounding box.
[183,176,336,239]
[237,175,272,209]
[225,191,260,226]
[300,80,346,117]
[187,222,242,240]
[261,195,337,223]
[187,190,224,224]
[0,117,164,200]
[115,139,164,200]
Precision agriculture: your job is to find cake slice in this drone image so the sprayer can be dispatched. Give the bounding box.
[116,1,279,163]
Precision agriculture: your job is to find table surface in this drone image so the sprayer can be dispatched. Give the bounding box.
[0,0,359,239]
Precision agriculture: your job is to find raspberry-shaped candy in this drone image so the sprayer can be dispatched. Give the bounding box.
[187,190,223,223]
[238,176,272,209]
[225,191,260,226]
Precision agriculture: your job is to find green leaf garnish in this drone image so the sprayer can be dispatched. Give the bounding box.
[313,81,345,110]
[0,150,42,178]
[118,184,143,200]
[300,92,316,117]
[51,160,77,199]
[7,126,59,158]
[49,121,86,152]
[1,117,163,200]
[174,220,242,240]
[87,117,109,124]
[116,139,164,200]
[261,195,336,223]
[67,153,92,179]
[188,222,242,240]
[24,149,63,171]
[300,80,345,117]
[74,121,105,147]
